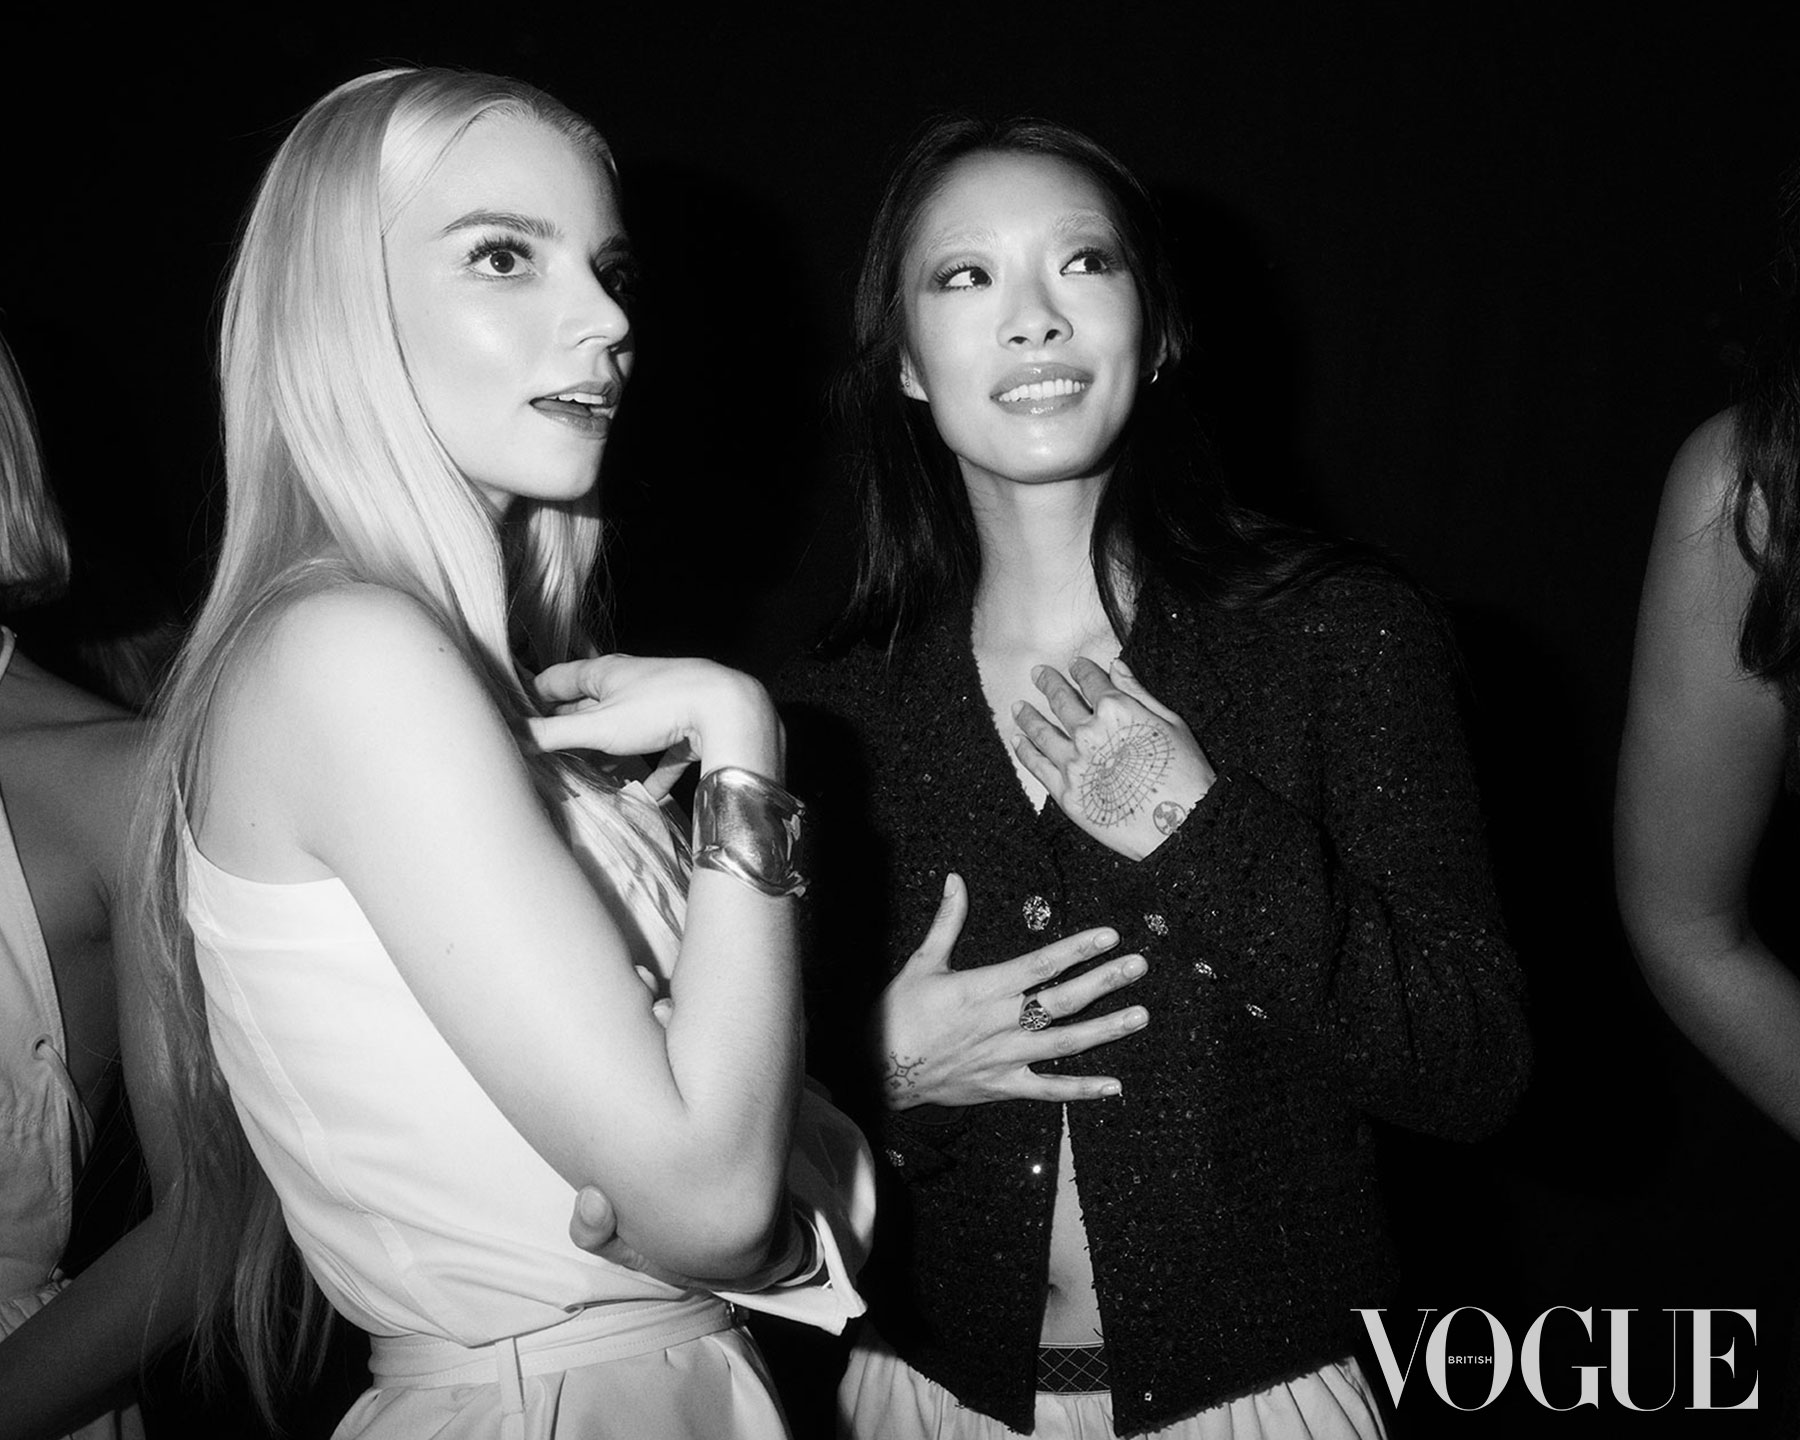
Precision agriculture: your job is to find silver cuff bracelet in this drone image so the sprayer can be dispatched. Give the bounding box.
[691,765,808,898]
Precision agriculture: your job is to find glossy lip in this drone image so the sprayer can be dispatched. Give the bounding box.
[531,402,612,438]
[530,376,621,438]
[990,362,1095,415]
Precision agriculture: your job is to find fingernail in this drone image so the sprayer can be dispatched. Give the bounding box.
[1031,666,1047,684]
[577,1189,607,1224]
[1125,1008,1149,1029]
[1011,700,1025,717]
[1114,658,1134,677]
[1122,956,1147,979]
[1092,929,1119,951]
[942,873,958,898]
[1101,1081,1123,1098]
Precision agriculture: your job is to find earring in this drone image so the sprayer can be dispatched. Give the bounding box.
[1149,367,1161,385]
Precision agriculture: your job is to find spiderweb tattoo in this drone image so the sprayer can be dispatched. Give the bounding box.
[1077,723,1173,826]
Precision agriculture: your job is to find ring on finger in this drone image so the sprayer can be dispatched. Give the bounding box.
[1019,996,1053,1032]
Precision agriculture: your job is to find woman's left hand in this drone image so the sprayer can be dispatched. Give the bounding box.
[1014,657,1214,860]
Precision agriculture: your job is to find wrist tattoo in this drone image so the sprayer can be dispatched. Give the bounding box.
[883,1053,924,1093]
[1078,723,1173,826]
[1152,800,1188,835]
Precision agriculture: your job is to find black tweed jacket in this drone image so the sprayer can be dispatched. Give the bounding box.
[780,566,1531,1436]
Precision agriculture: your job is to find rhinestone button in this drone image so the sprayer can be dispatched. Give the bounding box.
[1193,960,1215,979]
[1245,1003,1268,1020]
[883,1147,906,1168]
[1144,912,1169,936]
[1022,894,1051,932]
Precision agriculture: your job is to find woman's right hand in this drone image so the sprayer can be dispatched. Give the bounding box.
[877,873,1148,1109]
[529,654,784,780]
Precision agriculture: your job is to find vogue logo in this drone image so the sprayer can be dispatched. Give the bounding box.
[1355,1308,1758,1412]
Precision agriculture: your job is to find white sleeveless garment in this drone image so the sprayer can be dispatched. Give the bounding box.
[184,772,869,1440]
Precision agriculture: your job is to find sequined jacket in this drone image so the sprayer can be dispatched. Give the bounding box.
[780,567,1530,1436]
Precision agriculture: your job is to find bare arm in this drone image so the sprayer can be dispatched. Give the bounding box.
[214,589,800,1279]
[1616,411,1800,1135]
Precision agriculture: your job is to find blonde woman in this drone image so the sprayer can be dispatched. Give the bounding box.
[135,68,865,1437]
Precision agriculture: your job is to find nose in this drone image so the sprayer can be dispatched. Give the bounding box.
[1001,275,1069,349]
[567,270,631,353]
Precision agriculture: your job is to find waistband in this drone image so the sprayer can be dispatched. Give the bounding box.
[1037,1342,1110,1394]
[369,1294,735,1393]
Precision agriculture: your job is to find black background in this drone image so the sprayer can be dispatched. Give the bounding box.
[8,3,1800,1434]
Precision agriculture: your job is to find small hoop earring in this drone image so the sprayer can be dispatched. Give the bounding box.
[1149,367,1161,385]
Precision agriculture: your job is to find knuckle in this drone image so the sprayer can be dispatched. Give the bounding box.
[1095,695,1132,724]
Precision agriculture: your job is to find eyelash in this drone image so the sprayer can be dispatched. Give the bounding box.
[1064,247,1118,275]
[932,262,987,290]
[596,256,641,306]
[931,248,1123,290]
[463,234,639,307]
[466,233,535,276]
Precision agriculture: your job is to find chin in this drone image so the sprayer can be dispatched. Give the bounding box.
[1010,451,1113,485]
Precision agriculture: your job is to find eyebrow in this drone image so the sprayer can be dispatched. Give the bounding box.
[917,210,1119,255]
[437,209,564,241]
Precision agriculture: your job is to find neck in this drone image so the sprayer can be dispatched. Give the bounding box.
[965,471,1121,653]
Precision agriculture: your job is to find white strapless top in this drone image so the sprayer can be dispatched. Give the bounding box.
[183,781,868,1352]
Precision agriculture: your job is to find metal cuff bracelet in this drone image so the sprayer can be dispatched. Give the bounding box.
[691,765,808,898]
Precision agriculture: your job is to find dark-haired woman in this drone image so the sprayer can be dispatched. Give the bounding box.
[1617,180,1800,1136]
[783,119,1531,1439]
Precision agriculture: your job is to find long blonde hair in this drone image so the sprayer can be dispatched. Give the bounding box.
[0,331,71,614]
[136,67,672,1416]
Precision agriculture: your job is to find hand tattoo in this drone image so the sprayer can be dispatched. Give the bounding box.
[883,1053,925,1094]
[1152,800,1188,835]
[1078,723,1173,826]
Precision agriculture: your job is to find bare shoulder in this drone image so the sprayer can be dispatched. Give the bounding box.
[1660,408,1740,538]
[226,582,499,739]
[203,582,517,875]
[262,581,469,680]
[0,655,145,858]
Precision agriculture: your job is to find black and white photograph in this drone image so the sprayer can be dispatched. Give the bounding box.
[2,6,1798,1437]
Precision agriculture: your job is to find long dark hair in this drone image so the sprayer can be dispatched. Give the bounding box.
[835,115,1362,647]
[1733,163,1800,711]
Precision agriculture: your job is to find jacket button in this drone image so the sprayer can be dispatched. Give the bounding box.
[1022,895,1051,932]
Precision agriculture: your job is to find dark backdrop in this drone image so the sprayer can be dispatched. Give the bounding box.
[7,4,1800,1435]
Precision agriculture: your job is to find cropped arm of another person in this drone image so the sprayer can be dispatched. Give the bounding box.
[0,898,204,1440]
[0,328,202,1439]
[1617,410,1800,1135]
